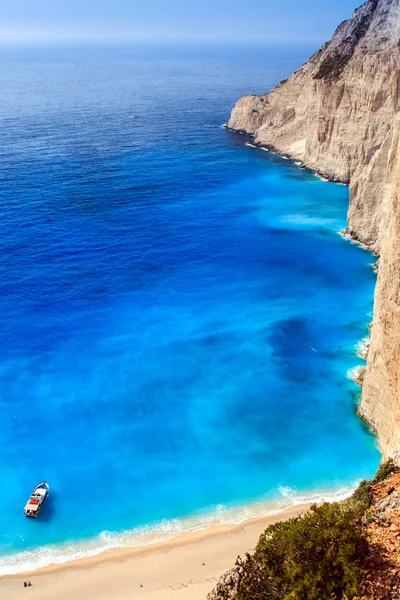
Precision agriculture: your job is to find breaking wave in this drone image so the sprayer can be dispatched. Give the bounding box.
[347,365,365,383]
[0,484,357,576]
[356,337,370,360]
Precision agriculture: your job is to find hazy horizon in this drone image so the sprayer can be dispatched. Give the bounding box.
[1,0,361,46]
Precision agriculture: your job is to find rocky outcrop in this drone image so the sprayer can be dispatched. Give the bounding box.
[228,0,400,461]
[357,469,400,599]
[207,567,240,600]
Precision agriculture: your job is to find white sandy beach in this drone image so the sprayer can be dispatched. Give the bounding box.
[1,504,310,600]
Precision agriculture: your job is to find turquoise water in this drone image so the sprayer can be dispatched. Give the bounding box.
[0,44,379,573]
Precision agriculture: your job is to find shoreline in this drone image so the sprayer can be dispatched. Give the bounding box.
[0,504,312,600]
[0,126,377,587]
[0,128,380,599]
[236,130,377,254]
[0,484,357,578]
[234,129,350,186]
[238,127,380,450]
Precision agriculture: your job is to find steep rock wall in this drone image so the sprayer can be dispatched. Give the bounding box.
[360,119,400,461]
[228,0,400,459]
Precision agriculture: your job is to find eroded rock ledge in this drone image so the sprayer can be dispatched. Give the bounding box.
[228,0,400,461]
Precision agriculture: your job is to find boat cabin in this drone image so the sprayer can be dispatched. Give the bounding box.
[24,486,48,518]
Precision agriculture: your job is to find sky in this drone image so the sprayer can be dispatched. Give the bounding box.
[0,0,362,45]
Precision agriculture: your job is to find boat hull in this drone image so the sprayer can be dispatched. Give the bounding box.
[24,482,50,518]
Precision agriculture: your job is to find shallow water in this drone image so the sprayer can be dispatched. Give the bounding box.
[0,44,379,573]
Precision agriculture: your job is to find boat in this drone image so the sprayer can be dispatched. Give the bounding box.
[24,482,50,518]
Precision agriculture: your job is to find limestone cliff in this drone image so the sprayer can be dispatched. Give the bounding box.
[228,0,400,460]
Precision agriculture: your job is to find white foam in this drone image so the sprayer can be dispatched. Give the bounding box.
[257,144,289,159]
[356,337,370,360]
[277,485,353,505]
[339,229,371,251]
[281,214,338,228]
[347,365,365,383]
[0,485,358,576]
[338,230,366,248]
[260,146,289,159]
[339,230,354,242]
[314,173,330,182]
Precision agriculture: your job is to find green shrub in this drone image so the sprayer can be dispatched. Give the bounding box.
[350,459,398,509]
[233,503,366,600]
[216,461,399,600]
[351,479,373,508]
[373,459,398,484]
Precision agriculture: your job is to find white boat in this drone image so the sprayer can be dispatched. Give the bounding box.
[24,482,50,518]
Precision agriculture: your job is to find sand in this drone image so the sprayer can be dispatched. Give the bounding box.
[0,504,310,600]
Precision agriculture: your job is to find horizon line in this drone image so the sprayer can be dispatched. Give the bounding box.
[0,36,326,48]
[0,25,328,48]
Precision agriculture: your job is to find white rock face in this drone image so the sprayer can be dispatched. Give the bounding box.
[228,0,400,460]
[359,118,400,462]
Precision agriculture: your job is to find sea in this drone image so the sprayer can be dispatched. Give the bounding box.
[0,43,380,574]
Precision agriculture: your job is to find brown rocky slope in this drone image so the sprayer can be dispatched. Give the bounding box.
[228,0,400,461]
[208,464,400,600]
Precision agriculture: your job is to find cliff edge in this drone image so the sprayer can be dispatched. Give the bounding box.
[228,0,400,461]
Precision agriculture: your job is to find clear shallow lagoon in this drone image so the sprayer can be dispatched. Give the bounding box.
[0,44,379,572]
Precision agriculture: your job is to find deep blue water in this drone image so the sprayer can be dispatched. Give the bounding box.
[0,44,379,572]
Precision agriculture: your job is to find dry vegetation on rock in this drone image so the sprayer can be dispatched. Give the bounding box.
[209,461,400,600]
